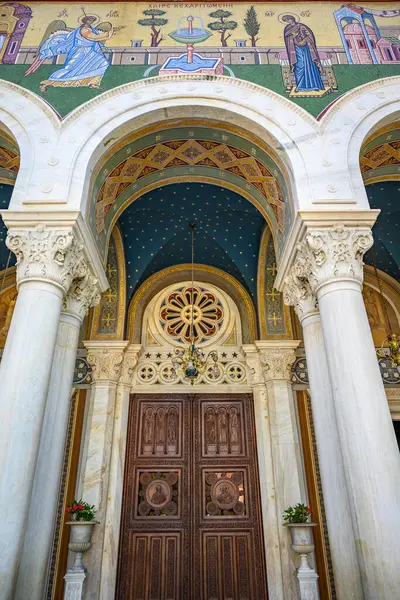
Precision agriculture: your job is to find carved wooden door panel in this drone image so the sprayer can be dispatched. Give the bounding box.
[117,394,268,600]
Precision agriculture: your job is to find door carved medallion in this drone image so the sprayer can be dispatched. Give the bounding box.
[117,394,268,600]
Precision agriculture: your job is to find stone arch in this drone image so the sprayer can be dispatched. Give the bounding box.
[321,76,400,206]
[60,76,314,225]
[126,263,257,344]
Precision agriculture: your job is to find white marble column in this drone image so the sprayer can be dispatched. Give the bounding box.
[291,220,400,598]
[243,346,284,600]
[255,340,305,600]
[15,275,101,600]
[283,272,363,599]
[100,344,141,598]
[0,225,88,598]
[78,340,128,600]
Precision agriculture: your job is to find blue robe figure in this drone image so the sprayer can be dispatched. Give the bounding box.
[25,16,114,91]
[282,15,324,93]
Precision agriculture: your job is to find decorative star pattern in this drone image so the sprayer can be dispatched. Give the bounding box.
[118,182,264,300]
[364,181,400,282]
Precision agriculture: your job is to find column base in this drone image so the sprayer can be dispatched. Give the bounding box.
[297,568,319,600]
[64,571,86,600]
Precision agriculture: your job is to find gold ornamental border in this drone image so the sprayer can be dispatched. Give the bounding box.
[91,117,290,190]
[126,263,257,343]
[91,225,126,339]
[257,226,291,339]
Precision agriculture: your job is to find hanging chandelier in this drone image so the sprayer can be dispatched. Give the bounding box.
[370,249,400,371]
[171,222,219,385]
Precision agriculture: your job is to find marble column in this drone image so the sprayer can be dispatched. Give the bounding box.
[255,340,305,600]
[283,272,362,599]
[291,220,400,598]
[15,274,101,600]
[78,340,128,600]
[0,225,87,598]
[243,345,284,600]
[100,344,141,598]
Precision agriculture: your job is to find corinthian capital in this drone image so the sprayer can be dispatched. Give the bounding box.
[242,345,264,387]
[256,341,299,382]
[294,223,373,293]
[6,224,87,293]
[283,268,317,322]
[63,273,102,322]
[84,341,128,384]
[119,344,141,388]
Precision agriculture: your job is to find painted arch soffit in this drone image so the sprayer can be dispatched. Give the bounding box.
[89,120,292,261]
[360,120,400,185]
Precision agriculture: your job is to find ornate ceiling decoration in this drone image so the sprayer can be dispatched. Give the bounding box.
[95,138,285,235]
[360,122,400,184]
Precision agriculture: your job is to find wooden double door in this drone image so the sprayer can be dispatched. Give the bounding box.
[117,394,268,600]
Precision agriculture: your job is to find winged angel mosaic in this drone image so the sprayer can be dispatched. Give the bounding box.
[25,10,124,91]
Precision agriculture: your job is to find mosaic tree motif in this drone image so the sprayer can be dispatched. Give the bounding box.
[160,285,223,344]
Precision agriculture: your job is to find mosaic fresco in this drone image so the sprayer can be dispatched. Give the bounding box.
[0,2,398,117]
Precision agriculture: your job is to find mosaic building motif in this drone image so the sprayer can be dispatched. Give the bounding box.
[0,3,397,118]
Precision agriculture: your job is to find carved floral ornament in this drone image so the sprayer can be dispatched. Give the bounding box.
[259,347,297,382]
[283,224,374,311]
[86,348,125,383]
[5,224,88,294]
[63,273,101,321]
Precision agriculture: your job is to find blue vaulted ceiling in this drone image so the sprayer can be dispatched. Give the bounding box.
[118,182,265,300]
[0,184,15,271]
[364,181,400,281]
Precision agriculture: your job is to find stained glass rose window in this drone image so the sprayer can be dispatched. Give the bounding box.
[159,285,223,344]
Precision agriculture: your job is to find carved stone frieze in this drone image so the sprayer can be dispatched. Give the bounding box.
[293,223,373,294]
[63,273,101,322]
[6,224,87,293]
[259,347,297,382]
[86,347,125,384]
[242,347,264,387]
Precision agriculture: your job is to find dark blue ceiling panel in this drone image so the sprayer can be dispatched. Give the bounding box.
[364,181,400,282]
[118,182,265,300]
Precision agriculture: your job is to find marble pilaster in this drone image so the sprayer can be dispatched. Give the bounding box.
[283,270,362,599]
[99,344,141,598]
[287,218,400,598]
[78,340,128,600]
[255,340,304,600]
[15,274,101,600]
[0,225,88,598]
[243,345,284,600]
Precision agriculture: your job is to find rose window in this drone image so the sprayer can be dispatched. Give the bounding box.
[160,286,223,344]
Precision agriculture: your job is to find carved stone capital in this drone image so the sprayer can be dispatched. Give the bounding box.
[283,268,318,322]
[256,342,298,382]
[294,223,373,294]
[6,224,87,293]
[242,345,264,387]
[119,345,141,388]
[85,342,128,384]
[63,273,101,323]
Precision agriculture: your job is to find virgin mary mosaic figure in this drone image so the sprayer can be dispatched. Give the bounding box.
[25,14,123,91]
[282,15,324,93]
